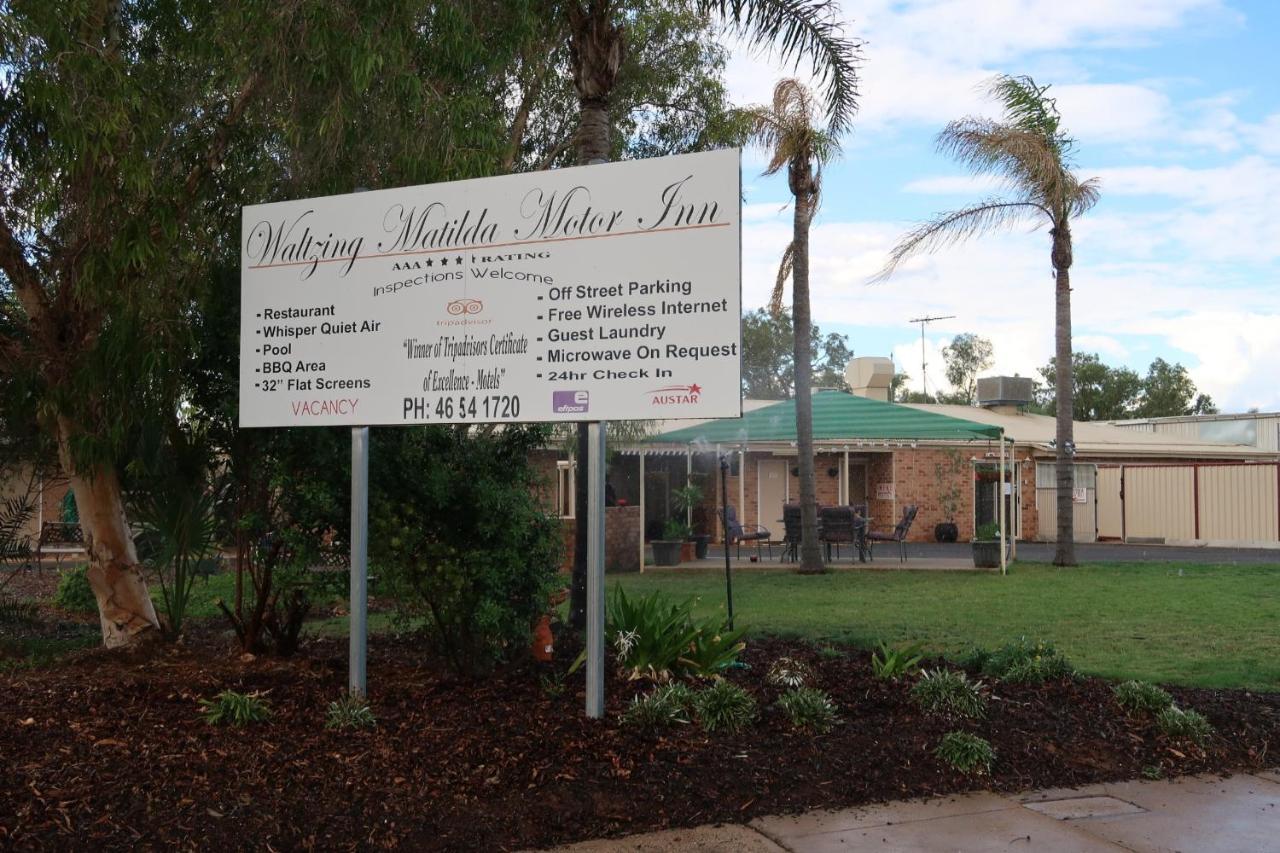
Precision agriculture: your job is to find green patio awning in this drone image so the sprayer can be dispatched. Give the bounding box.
[651,391,1002,444]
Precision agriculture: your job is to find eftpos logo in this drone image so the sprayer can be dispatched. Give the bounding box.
[553,390,589,414]
[649,383,702,405]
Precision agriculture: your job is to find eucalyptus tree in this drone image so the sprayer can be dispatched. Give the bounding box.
[748,79,840,573]
[876,75,1099,566]
[560,0,862,623]
[0,0,537,647]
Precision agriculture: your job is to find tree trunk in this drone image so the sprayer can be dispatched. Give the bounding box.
[566,2,624,628]
[791,182,825,573]
[1051,228,1077,566]
[56,418,161,647]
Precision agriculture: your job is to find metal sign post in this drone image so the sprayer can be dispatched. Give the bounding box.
[585,421,607,718]
[350,426,369,696]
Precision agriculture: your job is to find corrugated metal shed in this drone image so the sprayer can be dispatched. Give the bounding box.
[906,404,1277,460]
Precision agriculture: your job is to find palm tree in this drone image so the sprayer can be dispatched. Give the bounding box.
[750,78,839,573]
[876,75,1099,566]
[563,0,862,623]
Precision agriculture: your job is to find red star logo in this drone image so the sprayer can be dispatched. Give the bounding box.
[688,384,702,395]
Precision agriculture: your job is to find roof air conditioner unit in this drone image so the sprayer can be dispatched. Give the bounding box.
[976,376,1034,408]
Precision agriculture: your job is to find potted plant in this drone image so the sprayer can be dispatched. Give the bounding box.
[972,522,1001,568]
[933,450,963,542]
[671,483,710,559]
[651,519,692,566]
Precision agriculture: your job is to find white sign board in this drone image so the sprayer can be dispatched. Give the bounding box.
[239,150,741,427]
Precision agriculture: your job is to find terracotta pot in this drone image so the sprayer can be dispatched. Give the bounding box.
[680,541,696,562]
[531,614,554,662]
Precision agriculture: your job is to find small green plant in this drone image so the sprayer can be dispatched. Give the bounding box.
[661,519,692,541]
[572,588,744,681]
[691,679,758,733]
[935,731,995,775]
[684,617,748,677]
[871,640,925,680]
[775,687,839,733]
[765,656,815,689]
[53,565,97,614]
[325,693,376,730]
[1156,706,1213,746]
[200,690,271,727]
[0,594,39,625]
[1113,680,1174,716]
[973,637,1074,683]
[815,645,844,661]
[974,522,1000,542]
[1141,764,1164,780]
[622,682,694,732]
[911,669,987,719]
[671,484,703,515]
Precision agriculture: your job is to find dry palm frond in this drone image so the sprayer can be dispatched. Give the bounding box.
[771,241,795,315]
[872,198,1047,282]
[938,120,1065,201]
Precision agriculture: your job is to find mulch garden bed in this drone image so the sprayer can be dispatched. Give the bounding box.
[1,632,1276,850]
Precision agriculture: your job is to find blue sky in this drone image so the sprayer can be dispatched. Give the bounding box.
[722,0,1279,411]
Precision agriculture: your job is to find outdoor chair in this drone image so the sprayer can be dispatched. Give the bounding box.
[866,505,918,563]
[819,506,868,563]
[33,522,86,570]
[781,503,802,562]
[725,505,771,560]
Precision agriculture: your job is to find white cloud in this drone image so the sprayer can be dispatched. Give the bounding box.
[726,0,1277,410]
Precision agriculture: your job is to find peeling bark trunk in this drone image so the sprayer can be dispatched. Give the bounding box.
[57,417,161,647]
[1051,227,1077,567]
[791,166,825,573]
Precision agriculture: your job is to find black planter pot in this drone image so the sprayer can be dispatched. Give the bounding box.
[934,522,959,543]
[651,540,683,567]
[971,540,1001,569]
[691,534,711,559]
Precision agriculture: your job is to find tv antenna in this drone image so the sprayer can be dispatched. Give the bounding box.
[908,314,955,399]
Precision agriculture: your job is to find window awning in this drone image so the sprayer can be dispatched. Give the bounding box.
[650,390,1003,445]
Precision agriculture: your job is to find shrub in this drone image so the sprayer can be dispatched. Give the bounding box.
[1113,680,1174,716]
[200,690,271,727]
[1156,707,1213,746]
[586,588,744,681]
[765,656,815,689]
[622,682,694,732]
[371,426,563,676]
[911,669,987,719]
[53,565,97,614]
[776,687,839,733]
[683,617,748,677]
[692,680,758,733]
[325,693,376,730]
[815,645,844,661]
[974,522,1000,542]
[936,731,995,775]
[0,594,39,625]
[974,637,1075,683]
[871,640,925,680]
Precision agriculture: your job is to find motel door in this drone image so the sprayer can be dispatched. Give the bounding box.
[758,459,788,535]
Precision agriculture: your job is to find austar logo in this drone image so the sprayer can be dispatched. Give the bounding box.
[648,383,702,405]
[446,297,483,315]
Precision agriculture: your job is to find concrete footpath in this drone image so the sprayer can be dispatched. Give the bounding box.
[550,770,1280,852]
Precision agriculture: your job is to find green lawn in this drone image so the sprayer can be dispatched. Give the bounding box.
[612,562,1280,691]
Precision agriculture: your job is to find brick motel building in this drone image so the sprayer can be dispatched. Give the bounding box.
[535,359,1278,571]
